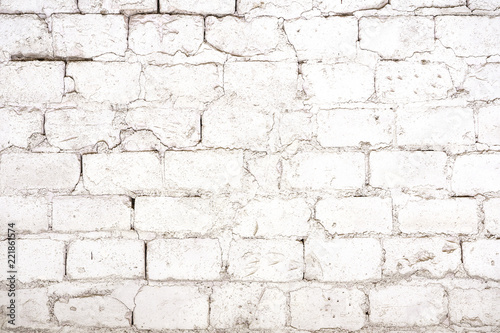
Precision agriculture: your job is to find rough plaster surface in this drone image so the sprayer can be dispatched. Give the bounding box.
[0,0,499,332]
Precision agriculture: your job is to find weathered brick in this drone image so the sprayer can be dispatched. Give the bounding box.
[279,111,314,145]
[52,196,132,231]
[484,198,500,235]
[449,288,500,326]
[147,238,221,280]
[282,152,365,190]
[391,0,464,10]
[67,239,144,279]
[398,198,478,234]
[134,286,209,329]
[0,196,48,234]
[452,154,500,195]
[0,153,80,193]
[227,239,303,281]
[246,153,281,192]
[370,151,447,189]
[129,15,203,55]
[468,0,500,10]
[316,0,388,13]
[0,108,43,150]
[0,288,51,329]
[79,0,156,13]
[317,109,394,147]
[369,285,447,326]
[0,14,52,58]
[477,105,500,145]
[463,64,500,101]
[463,240,500,280]
[315,197,393,234]
[290,287,366,330]
[160,0,234,14]
[305,238,382,281]
[0,0,78,15]
[237,0,311,18]
[83,152,163,194]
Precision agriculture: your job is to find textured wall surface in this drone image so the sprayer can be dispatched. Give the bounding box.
[0,0,500,331]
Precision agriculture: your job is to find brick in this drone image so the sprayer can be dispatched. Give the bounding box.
[227,239,303,281]
[0,108,43,150]
[452,154,500,195]
[45,105,121,150]
[0,197,48,234]
[290,287,366,330]
[369,285,447,326]
[79,0,156,13]
[238,0,311,18]
[396,107,474,146]
[315,197,393,234]
[210,283,287,329]
[0,15,52,58]
[234,197,310,237]
[391,0,464,10]
[436,17,500,57]
[52,196,132,232]
[160,0,234,14]
[316,0,388,13]
[376,62,453,102]
[360,17,434,59]
[317,109,394,147]
[449,288,500,326]
[0,153,80,193]
[0,61,64,104]
[305,238,382,282]
[279,111,313,145]
[206,16,282,57]
[463,64,500,101]
[129,15,203,55]
[246,153,281,192]
[0,0,78,15]
[370,151,447,189]
[302,63,374,104]
[463,240,500,280]
[147,238,221,280]
[383,238,461,277]
[134,286,209,329]
[468,0,500,10]
[484,198,500,235]
[144,64,223,108]
[164,150,243,192]
[54,296,131,327]
[398,199,478,234]
[477,105,500,145]
[66,62,142,104]
[126,104,200,147]
[282,152,365,190]
[83,152,163,194]
[0,288,51,329]
[67,239,144,279]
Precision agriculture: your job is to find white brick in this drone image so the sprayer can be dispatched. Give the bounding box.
[164,150,243,192]
[302,63,374,104]
[246,153,281,192]
[477,105,500,145]
[227,239,303,281]
[54,296,131,327]
[0,0,78,15]
[484,198,500,235]
[52,196,131,231]
[284,17,357,62]
[67,62,142,104]
[45,105,121,150]
[211,283,287,329]
[67,239,144,279]
[129,15,203,55]
[398,199,478,234]
[147,238,221,280]
[234,197,310,237]
[279,111,313,145]
[391,0,464,10]
[0,15,52,58]
[206,16,282,57]
[316,197,393,234]
[452,154,500,195]
[370,285,447,326]
[383,238,461,277]
[436,17,500,57]
[126,104,200,147]
[463,64,500,101]
[134,286,209,329]
[53,14,127,58]
[83,152,163,194]
[468,0,500,10]
[376,62,453,102]
[316,0,388,13]
[397,107,474,146]
[360,17,434,59]
[463,240,500,280]
[79,0,156,13]
[282,152,365,190]
[0,153,80,193]
[0,288,51,329]
[290,287,366,330]
[305,238,382,281]
[449,288,500,326]
[317,109,394,147]
[160,0,234,14]
[370,151,447,189]
[0,109,43,150]
[0,62,64,104]
[238,0,311,18]
[0,197,48,234]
